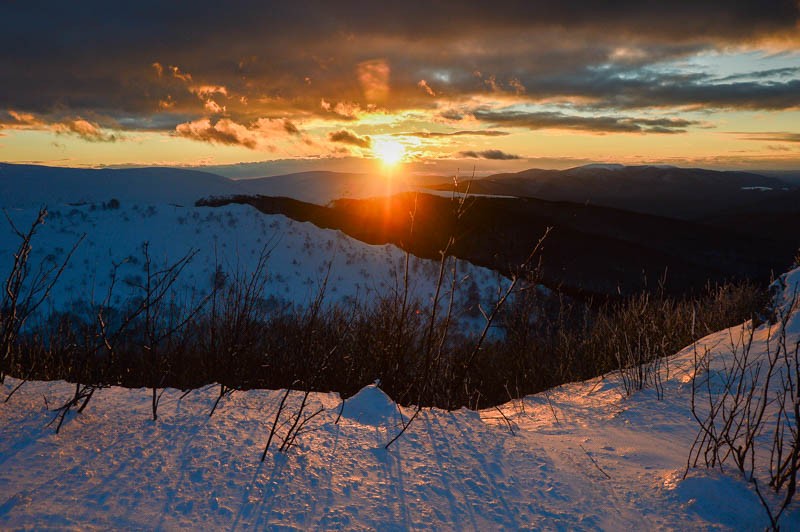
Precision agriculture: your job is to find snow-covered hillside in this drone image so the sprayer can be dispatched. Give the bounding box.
[0,202,500,318]
[1,270,799,529]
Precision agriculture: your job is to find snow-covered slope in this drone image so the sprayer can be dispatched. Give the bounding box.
[1,271,799,529]
[0,202,500,316]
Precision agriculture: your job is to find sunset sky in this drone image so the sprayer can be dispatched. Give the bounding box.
[1,1,799,176]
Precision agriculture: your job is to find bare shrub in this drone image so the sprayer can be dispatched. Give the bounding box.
[687,284,800,530]
[1,208,82,388]
[201,242,276,416]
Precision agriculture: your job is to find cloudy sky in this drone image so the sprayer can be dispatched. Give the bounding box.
[1,1,799,175]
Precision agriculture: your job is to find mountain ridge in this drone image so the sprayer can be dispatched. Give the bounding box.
[426,164,795,219]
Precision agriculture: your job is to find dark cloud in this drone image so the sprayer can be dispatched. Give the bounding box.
[439,110,466,121]
[328,129,372,148]
[459,149,522,160]
[0,1,797,138]
[395,130,510,138]
[598,77,800,111]
[473,109,698,134]
[734,132,800,143]
[484,65,800,111]
[283,120,301,135]
[714,67,800,82]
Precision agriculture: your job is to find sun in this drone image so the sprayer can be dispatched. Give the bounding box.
[372,139,406,166]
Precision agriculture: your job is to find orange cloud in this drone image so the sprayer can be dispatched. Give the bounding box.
[204,100,225,113]
[320,100,363,120]
[53,119,117,142]
[357,59,390,103]
[175,116,302,149]
[1,111,117,142]
[253,117,302,136]
[169,65,192,82]
[190,85,228,98]
[418,79,436,97]
[175,118,258,149]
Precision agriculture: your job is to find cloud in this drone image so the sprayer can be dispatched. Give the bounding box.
[395,130,510,138]
[53,119,118,142]
[418,80,436,96]
[320,100,363,120]
[328,129,372,148]
[0,0,797,139]
[175,118,258,149]
[767,144,793,152]
[282,120,300,135]
[251,117,303,137]
[439,110,466,121]
[733,132,800,143]
[357,59,390,103]
[1,111,118,142]
[473,109,698,134]
[459,149,522,160]
[597,76,800,111]
[508,78,526,95]
[169,65,192,82]
[713,67,800,82]
[204,100,225,113]
[190,85,228,98]
[2,110,42,126]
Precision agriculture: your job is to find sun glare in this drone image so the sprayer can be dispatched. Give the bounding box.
[373,139,405,166]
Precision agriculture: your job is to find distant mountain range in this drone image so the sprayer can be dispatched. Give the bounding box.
[4,162,796,219]
[0,163,241,207]
[236,171,448,205]
[425,164,795,219]
[0,164,449,207]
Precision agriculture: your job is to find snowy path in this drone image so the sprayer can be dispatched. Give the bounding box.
[1,349,795,530]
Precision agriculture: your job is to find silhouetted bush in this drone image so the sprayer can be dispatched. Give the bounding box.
[3,270,766,410]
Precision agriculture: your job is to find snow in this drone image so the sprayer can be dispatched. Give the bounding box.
[0,202,501,321]
[339,384,399,426]
[2,272,800,529]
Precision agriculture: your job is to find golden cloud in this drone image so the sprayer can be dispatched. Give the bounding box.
[175,118,258,149]
[357,59,390,103]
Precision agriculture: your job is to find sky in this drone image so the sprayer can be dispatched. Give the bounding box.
[1,1,799,176]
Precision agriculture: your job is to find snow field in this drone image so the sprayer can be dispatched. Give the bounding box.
[0,202,501,323]
[0,269,798,529]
